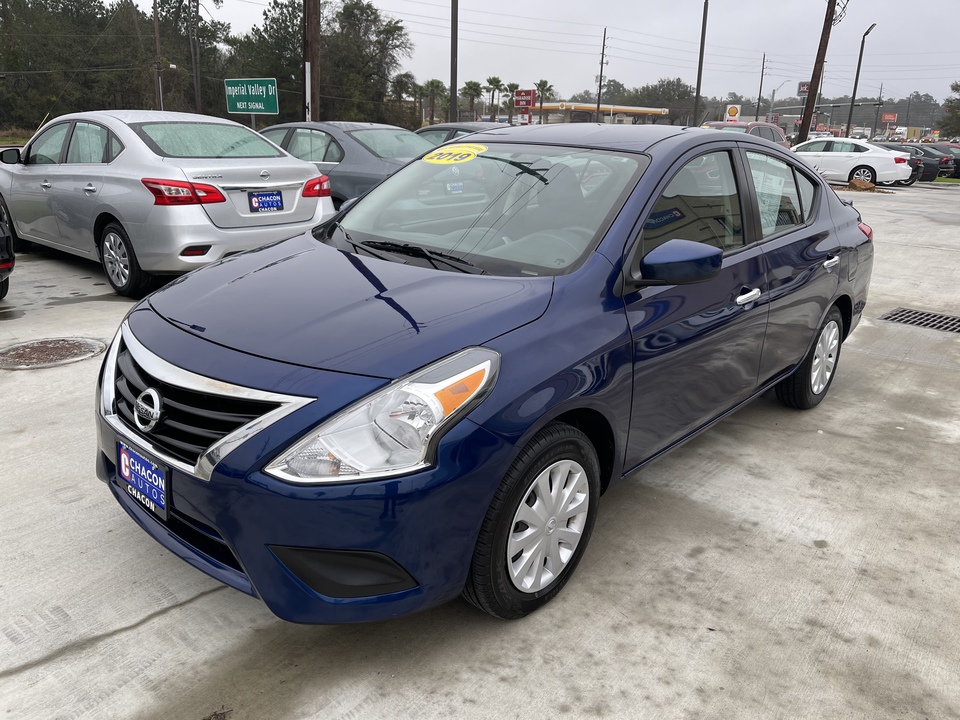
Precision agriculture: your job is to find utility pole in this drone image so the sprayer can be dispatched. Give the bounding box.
[189,0,202,112]
[152,0,162,110]
[798,0,837,144]
[595,28,607,123]
[693,0,709,125]
[304,0,321,121]
[905,93,912,126]
[755,53,765,121]
[449,0,458,122]
[873,83,883,137]
[844,23,876,137]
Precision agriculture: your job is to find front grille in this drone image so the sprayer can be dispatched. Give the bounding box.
[880,307,960,334]
[113,339,281,466]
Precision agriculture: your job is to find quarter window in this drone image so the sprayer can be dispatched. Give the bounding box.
[642,151,744,252]
[745,152,804,237]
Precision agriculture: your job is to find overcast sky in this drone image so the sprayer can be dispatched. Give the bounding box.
[192,0,958,103]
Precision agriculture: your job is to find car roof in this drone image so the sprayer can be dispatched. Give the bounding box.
[454,123,695,152]
[265,121,411,132]
[416,122,496,132]
[49,110,239,125]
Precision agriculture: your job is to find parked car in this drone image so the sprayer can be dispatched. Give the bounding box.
[870,143,947,182]
[0,195,13,300]
[96,125,874,624]
[792,137,912,184]
[849,131,869,140]
[0,111,333,296]
[699,120,790,148]
[920,135,936,143]
[260,122,435,209]
[927,143,960,178]
[414,121,501,147]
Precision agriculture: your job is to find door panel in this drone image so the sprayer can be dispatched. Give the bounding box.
[9,123,71,244]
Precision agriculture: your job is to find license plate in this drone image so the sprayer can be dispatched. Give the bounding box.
[446,182,464,195]
[248,191,283,213]
[117,441,168,521]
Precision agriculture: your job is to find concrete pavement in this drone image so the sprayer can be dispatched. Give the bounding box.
[0,187,958,719]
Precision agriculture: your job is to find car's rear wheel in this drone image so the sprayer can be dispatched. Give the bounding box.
[895,175,918,187]
[0,277,8,301]
[463,422,600,619]
[101,222,151,297]
[849,166,876,184]
[775,307,844,410]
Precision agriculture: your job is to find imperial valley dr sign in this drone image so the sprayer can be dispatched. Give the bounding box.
[224,78,279,114]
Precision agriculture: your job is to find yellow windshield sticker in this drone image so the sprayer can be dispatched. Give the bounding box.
[422,143,487,164]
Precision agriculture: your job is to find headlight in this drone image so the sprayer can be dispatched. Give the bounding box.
[264,347,500,483]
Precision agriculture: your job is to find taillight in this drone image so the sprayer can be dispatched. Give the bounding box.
[894,156,906,163]
[858,222,873,241]
[302,175,331,198]
[141,178,226,205]
[940,158,951,164]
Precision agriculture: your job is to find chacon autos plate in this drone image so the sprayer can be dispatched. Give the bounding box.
[117,441,169,521]
[248,190,283,213]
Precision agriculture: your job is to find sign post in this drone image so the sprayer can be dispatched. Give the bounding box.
[224,78,279,128]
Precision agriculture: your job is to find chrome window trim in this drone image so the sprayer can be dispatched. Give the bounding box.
[100,320,314,481]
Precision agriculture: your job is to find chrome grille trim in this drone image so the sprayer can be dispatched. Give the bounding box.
[101,320,314,481]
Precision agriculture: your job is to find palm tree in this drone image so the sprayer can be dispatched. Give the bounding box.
[391,72,416,103]
[485,76,503,122]
[503,82,520,124]
[461,80,484,120]
[534,79,554,124]
[422,78,447,124]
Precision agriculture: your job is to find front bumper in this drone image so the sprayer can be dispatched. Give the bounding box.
[96,401,511,624]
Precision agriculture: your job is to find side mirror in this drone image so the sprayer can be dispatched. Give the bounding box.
[0,148,21,165]
[636,238,723,286]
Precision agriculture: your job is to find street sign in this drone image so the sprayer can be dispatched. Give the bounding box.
[224,78,279,114]
[725,104,741,121]
[881,112,898,123]
[798,81,811,96]
[514,89,537,108]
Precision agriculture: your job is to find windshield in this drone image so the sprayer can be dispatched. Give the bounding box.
[347,129,434,159]
[323,142,648,277]
[131,122,284,158]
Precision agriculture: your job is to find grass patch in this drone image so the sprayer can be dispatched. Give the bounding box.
[934,176,960,184]
[0,129,31,145]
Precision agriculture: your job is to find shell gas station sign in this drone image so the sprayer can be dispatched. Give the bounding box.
[725,104,742,122]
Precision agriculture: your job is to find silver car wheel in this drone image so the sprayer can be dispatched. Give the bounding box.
[851,167,875,183]
[811,319,840,395]
[102,231,130,288]
[508,459,590,593]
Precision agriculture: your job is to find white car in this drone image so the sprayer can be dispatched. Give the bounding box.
[0,111,335,296]
[791,137,912,185]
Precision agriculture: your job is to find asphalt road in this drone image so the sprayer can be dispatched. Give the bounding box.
[1,184,959,720]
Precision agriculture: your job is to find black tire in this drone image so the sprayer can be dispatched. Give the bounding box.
[463,422,600,619]
[100,222,151,297]
[775,307,844,410]
[895,175,918,187]
[848,166,876,184]
[0,277,8,301]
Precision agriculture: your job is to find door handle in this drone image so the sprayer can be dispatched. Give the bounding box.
[83,184,97,193]
[40,181,51,189]
[736,288,761,306]
[823,255,840,269]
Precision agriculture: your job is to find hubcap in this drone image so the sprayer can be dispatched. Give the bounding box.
[811,320,840,395]
[102,232,129,288]
[853,168,872,182]
[508,459,589,593]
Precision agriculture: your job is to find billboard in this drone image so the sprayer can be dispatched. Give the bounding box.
[514,89,537,108]
[881,112,898,123]
[725,104,741,121]
[798,81,811,96]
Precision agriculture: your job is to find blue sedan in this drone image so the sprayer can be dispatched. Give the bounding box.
[96,124,874,623]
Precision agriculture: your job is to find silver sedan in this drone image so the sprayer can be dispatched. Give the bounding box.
[0,111,335,295]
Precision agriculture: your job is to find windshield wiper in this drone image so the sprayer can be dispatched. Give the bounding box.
[483,156,549,184]
[361,241,486,274]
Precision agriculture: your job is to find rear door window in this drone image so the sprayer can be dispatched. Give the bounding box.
[745,152,805,237]
[66,122,116,164]
[287,128,335,163]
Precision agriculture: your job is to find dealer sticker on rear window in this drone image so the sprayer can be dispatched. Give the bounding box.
[422,143,487,165]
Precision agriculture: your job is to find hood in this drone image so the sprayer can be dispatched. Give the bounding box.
[148,233,552,379]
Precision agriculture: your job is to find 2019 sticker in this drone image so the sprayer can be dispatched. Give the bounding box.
[422,143,488,165]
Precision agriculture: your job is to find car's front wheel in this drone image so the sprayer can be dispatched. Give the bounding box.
[775,307,844,409]
[463,422,600,619]
[100,222,150,297]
